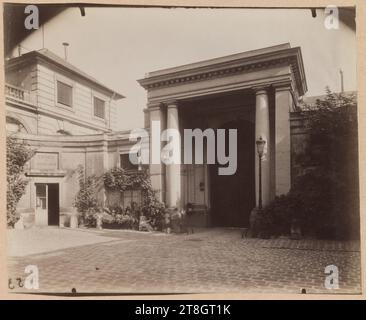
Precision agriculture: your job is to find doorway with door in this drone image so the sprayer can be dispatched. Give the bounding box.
[35,183,60,226]
[210,119,255,227]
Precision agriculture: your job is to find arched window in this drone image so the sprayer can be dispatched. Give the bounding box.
[6,116,28,133]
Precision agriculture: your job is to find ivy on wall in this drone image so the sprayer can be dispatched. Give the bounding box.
[103,167,166,230]
[6,136,34,227]
[74,165,100,226]
[257,89,359,240]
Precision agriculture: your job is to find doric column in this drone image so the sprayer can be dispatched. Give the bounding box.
[148,102,166,202]
[274,85,293,195]
[255,87,271,207]
[165,101,181,209]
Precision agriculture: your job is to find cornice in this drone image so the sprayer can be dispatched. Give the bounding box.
[164,100,179,107]
[6,97,112,134]
[6,51,125,100]
[138,47,307,97]
[6,96,38,113]
[252,85,271,94]
[147,101,164,110]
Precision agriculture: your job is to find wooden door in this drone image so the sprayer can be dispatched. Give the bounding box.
[210,120,255,227]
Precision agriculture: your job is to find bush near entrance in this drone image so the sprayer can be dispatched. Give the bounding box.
[6,136,34,227]
[103,168,166,231]
[258,89,359,240]
[74,166,166,230]
[74,165,101,227]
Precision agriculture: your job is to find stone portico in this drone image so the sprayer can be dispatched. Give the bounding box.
[138,43,307,227]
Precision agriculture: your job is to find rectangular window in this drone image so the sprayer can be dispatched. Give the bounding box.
[57,81,73,107]
[94,97,105,119]
[120,154,138,171]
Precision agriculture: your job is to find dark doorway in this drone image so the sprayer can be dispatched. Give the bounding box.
[47,183,60,226]
[210,120,255,227]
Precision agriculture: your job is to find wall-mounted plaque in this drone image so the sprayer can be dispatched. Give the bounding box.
[31,152,59,171]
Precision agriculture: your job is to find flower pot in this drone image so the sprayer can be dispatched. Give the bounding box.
[96,214,103,230]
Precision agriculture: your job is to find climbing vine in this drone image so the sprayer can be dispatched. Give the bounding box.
[6,136,34,227]
[74,165,101,226]
[103,167,166,230]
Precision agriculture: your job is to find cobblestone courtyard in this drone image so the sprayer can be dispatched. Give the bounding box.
[7,228,362,295]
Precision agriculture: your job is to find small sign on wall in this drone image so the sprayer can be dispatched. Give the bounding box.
[31,152,59,171]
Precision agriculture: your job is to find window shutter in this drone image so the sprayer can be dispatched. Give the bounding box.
[57,81,73,107]
[94,97,105,119]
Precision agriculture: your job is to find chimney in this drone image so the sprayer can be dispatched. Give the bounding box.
[62,42,69,61]
[339,69,344,93]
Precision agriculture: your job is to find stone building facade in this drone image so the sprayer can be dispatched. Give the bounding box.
[13,131,134,227]
[5,49,124,135]
[138,43,307,228]
[7,43,311,229]
[5,49,134,227]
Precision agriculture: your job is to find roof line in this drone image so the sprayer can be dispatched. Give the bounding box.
[6,49,125,100]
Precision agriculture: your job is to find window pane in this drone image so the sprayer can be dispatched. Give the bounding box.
[36,184,47,209]
[36,184,46,197]
[57,81,72,107]
[94,97,105,119]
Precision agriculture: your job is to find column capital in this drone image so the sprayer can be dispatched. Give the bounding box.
[272,81,293,92]
[252,85,270,95]
[164,99,179,107]
[147,101,163,111]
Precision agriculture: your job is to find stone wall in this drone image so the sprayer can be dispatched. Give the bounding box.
[14,131,134,227]
[290,111,310,183]
[6,61,120,135]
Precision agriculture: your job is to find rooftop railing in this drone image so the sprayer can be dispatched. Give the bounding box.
[5,83,35,103]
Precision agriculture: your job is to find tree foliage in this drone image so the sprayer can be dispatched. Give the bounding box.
[6,136,34,227]
[74,165,101,226]
[259,89,359,239]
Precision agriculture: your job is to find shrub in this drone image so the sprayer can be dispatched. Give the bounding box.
[258,89,359,240]
[6,136,34,227]
[74,165,101,227]
[103,168,166,230]
[102,204,139,229]
[259,170,337,238]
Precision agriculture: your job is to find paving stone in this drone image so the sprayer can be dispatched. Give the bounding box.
[7,228,361,295]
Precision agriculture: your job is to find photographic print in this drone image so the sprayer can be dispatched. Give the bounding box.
[3,2,362,297]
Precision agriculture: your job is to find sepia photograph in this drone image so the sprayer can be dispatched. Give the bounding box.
[2,2,362,298]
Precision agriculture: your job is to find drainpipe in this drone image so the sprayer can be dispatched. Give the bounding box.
[340,69,344,93]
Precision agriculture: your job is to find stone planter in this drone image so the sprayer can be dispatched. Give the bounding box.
[70,209,79,229]
[59,214,67,227]
[59,208,74,227]
[14,215,25,230]
[164,211,171,234]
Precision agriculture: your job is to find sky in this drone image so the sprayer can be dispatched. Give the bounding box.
[14,7,356,131]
